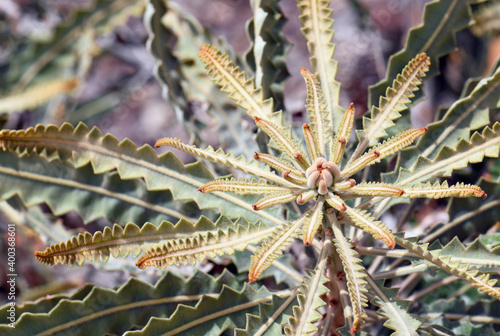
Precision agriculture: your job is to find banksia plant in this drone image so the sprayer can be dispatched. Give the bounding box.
[1,0,500,335]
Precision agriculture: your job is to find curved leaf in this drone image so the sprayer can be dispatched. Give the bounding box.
[125,284,273,336]
[34,216,243,266]
[246,0,290,110]
[366,276,422,336]
[0,151,187,225]
[0,123,284,225]
[297,0,343,129]
[0,270,242,336]
[369,0,474,107]
[136,220,273,269]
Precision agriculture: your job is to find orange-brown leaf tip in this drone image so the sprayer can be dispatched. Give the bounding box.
[299,67,309,74]
[326,207,334,214]
[340,203,347,212]
[388,241,396,250]
[253,152,260,159]
[399,190,406,196]
[294,151,302,158]
[349,178,356,187]
[303,239,312,246]
[338,137,346,143]
[198,187,206,193]
[482,192,487,199]
[303,123,310,129]
[282,170,291,178]
[254,116,262,122]
[252,204,259,211]
[373,150,381,157]
[247,275,256,284]
[154,139,163,148]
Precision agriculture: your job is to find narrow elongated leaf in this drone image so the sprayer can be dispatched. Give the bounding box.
[354,53,430,158]
[135,220,273,268]
[235,292,298,336]
[145,0,257,156]
[366,276,422,336]
[0,123,284,225]
[392,122,500,186]
[0,151,187,225]
[285,268,329,335]
[297,0,343,129]
[332,223,368,333]
[399,65,500,170]
[249,217,304,282]
[0,270,243,336]
[0,78,78,113]
[125,284,273,336]
[246,0,289,110]
[421,236,500,273]
[401,181,486,199]
[344,206,396,249]
[369,0,474,107]
[34,216,248,267]
[395,236,500,300]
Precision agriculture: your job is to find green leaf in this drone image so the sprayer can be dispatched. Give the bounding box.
[369,0,474,107]
[246,0,290,111]
[0,123,284,225]
[0,151,187,225]
[284,268,329,335]
[34,216,249,267]
[136,219,273,269]
[398,65,500,170]
[366,276,422,336]
[353,53,430,157]
[297,0,344,129]
[391,122,500,187]
[419,236,500,273]
[235,292,298,336]
[0,270,243,336]
[125,284,273,336]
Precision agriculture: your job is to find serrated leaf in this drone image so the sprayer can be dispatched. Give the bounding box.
[297,0,343,129]
[249,216,305,282]
[399,65,500,170]
[285,268,329,335]
[246,0,290,110]
[125,284,272,336]
[369,0,474,107]
[423,236,500,273]
[392,122,500,187]
[395,235,500,300]
[235,292,298,336]
[366,276,422,336]
[354,53,430,157]
[0,269,243,336]
[331,222,368,333]
[344,206,396,249]
[135,220,273,269]
[402,181,486,199]
[0,151,187,225]
[145,0,257,156]
[0,123,284,225]
[34,216,250,267]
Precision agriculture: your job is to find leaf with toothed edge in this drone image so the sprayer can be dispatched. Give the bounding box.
[354,53,430,157]
[0,122,284,225]
[284,267,329,335]
[0,269,244,336]
[343,206,396,249]
[297,0,344,130]
[135,220,273,269]
[332,223,368,333]
[235,292,298,336]
[0,151,190,226]
[34,216,254,267]
[245,0,290,111]
[125,284,272,336]
[366,276,422,336]
[368,0,475,108]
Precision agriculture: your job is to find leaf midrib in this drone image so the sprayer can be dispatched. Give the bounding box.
[1,135,285,226]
